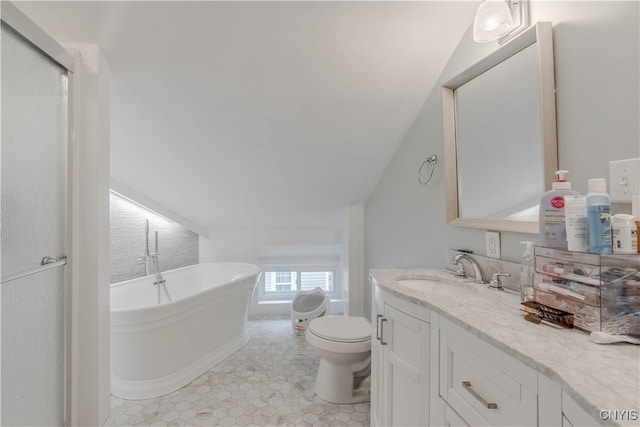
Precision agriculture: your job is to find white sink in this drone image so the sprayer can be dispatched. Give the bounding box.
[393,272,479,292]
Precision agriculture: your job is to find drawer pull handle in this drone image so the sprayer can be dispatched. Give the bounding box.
[380,318,388,346]
[376,314,383,341]
[462,381,498,409]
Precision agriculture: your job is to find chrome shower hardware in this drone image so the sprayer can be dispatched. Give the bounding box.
[150,229,171,304]
[137,219,151,276]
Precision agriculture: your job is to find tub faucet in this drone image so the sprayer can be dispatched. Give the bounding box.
[150,230,172,303]
[452,253,488,284]
[137,219,151,275]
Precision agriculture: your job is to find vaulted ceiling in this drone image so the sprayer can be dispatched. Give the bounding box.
[16,1,479,230]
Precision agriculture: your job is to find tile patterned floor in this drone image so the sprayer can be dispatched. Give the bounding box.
[109,316,371,426]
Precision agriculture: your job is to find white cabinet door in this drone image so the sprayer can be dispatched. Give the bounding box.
[371,286,385,427]
[562,390,602,426]
[372,284,430,427]
[381,304,430,426]
[444,402,470,427]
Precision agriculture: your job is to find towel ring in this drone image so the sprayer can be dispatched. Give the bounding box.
[418,154,437,185]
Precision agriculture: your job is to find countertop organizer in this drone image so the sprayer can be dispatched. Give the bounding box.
[533,247,640,335]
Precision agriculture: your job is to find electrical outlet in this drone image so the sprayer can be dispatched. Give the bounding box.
[609,158,640,203]
[486,231,501,259]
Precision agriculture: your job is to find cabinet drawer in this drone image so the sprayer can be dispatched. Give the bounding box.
[439,318,537,426]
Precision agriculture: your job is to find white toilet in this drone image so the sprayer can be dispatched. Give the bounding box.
[305,316,371,404]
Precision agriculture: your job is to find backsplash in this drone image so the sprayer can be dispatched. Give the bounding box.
[446,250,521,292]
[110,192,199,284]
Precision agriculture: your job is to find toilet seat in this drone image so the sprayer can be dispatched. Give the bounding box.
[307,316,371,343]
[306,316,371,354]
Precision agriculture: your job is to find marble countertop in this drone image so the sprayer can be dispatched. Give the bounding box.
[370,268,640,427]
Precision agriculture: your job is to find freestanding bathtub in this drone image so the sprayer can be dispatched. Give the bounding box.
[110,262,261,399]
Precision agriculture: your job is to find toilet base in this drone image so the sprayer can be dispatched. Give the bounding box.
[313,358,371,404]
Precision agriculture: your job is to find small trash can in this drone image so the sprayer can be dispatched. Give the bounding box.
[291,287,329,336]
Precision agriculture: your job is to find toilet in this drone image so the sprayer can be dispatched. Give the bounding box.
[305,316,371,404]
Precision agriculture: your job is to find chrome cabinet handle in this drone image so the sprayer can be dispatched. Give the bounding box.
[380,318,388,346]
[376,314,383,341]
[462,381,497,409]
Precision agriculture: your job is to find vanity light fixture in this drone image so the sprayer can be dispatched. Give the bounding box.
[473,0,528,44]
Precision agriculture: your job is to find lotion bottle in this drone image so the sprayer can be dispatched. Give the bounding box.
[539,170,579,249]
[586,178,612,254]
[564,195,588,252]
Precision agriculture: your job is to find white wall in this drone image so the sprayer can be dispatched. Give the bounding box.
[199,226,344,315]
[109,192,199,284]
[364,1,640,319]
[199,227,342,264]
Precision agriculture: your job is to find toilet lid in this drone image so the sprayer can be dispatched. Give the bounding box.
[307,316,371,343]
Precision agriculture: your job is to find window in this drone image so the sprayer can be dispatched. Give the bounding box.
[271,271,295,292]
[258,265,339,302]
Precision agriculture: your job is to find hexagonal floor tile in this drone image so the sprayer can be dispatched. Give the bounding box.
[108,317,370,427]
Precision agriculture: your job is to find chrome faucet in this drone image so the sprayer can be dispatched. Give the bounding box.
[489,272,511,290]
[137,219,151,276]
[150,230,165,285]
[150,229,172,304]
[452,253,488,284]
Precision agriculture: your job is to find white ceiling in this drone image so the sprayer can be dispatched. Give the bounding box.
[16,1,479,230]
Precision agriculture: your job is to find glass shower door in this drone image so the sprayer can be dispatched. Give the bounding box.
[1,21,69,426]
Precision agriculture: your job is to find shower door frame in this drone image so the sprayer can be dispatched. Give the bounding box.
[1,2,76,425]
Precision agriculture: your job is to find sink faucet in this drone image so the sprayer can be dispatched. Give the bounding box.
[489,272,511,290]
[452,253,488,284]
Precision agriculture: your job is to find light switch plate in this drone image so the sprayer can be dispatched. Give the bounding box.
[486,231,501,259]
[609,158,640,203]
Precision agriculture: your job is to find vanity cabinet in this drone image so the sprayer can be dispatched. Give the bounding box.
[436,316,538,426]
[371,285,430,427]
[370,271,616,427]
[442,400,470,427]
[561,391,601,427]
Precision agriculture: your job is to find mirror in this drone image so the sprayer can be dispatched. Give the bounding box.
[442,22,557,234]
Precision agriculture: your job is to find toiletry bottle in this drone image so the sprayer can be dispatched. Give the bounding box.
[539,170,579,249]
[520,241,534,302]
[586,178,612,254]
[612,214,638,254]
[564,195,588,252]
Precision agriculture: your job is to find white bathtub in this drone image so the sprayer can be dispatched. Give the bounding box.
[110,262,261,399]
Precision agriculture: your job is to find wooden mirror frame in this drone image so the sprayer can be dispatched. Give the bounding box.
[442,22,558,234]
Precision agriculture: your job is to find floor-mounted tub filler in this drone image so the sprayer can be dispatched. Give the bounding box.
[110,262,261,399]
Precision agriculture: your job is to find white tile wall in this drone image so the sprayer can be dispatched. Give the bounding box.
[110,193,199,284]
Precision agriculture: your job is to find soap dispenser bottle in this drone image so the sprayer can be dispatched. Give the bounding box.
[520,241,534,302]
[538,170,579,249]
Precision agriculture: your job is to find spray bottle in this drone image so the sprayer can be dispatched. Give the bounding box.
[520,241,535,302]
